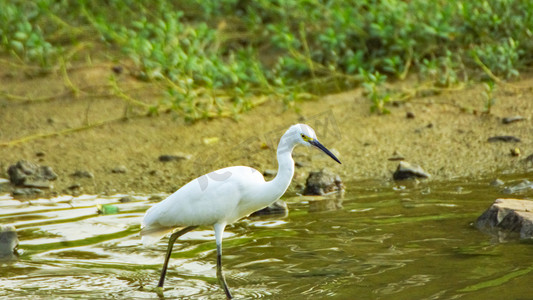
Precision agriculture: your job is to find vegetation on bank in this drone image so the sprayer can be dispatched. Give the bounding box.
[1,0,532,118]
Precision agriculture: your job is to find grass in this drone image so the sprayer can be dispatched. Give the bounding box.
[1,0,532,119]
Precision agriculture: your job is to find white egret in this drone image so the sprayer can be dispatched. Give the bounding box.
[141,124,341,298]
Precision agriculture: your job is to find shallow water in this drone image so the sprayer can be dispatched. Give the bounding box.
[1,175,533,299]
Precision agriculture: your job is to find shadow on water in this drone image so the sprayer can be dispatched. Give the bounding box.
[1,174,533,299]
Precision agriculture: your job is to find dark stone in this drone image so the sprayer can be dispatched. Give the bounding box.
[149,194,164,202]
[68,183,81,190]
[487,136,521,143]
[22,178,52,188]
[406,111,415,119]
[71,170,94,179]
[111,165,127,174]
[111,65,123,75]
[303,169,344,195]
[295,161,306,168]
[476,198,533,239]
[12,187,43,196]
[263,169,277,177]
[159,153,191,162]
[393,161,430,180]
[7,160,57,188]
[502,116,525,124]
[119,196,133,203]
[159,155,177,162]
[250,200,288,217]
[388,151,405,161]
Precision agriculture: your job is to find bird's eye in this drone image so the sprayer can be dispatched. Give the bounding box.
[300,134,310,142]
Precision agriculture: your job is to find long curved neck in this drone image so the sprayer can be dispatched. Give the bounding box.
[259,138,295,205]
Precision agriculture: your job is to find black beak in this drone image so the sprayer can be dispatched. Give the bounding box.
[310,140,342,164]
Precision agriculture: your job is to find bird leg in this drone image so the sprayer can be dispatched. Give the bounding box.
[216,242,233,299]
[213,222,233,299]
[157,226,198,288]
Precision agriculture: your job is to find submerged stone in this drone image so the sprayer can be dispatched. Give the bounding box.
[0,225,19,262]
[303,169,344,196]
[476,198,533,240]
[501,180,533,194]
[490,179,505,187]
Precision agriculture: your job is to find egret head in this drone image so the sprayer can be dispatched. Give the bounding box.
[284,124,341,164]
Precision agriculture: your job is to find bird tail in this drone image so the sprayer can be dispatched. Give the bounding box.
[140,225,174,246]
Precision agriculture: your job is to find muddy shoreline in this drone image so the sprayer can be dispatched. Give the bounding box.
[1,66,532,197]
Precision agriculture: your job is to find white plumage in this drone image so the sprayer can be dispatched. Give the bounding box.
[141,166,266,245]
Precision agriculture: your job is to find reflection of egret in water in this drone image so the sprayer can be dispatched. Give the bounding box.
[0,225,19,262]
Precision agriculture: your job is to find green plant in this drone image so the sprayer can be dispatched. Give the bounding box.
[482,81,497,114]
[471,38,521,79]
[360,69,390,114]
[1,0,533,118]
[420,50,463,87]
[0,1,59,67]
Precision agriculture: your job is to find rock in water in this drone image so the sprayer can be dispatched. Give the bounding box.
[393,161,430,180]
[7,160,57,188]
[476,198,533,239]
[0,225,19,261]
[501,180,533,194]
[303,169,344,195]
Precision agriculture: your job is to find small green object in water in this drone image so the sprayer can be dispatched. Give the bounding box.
[97,204,119,215]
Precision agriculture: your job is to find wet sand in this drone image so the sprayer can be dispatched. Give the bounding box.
[1,64,532,196]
